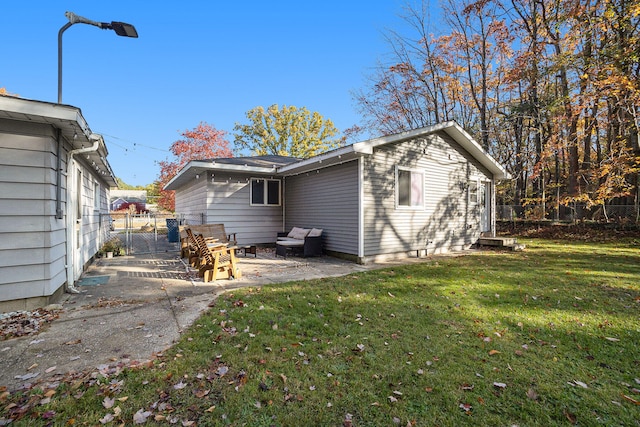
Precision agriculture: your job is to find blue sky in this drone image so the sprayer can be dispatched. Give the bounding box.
[2,1,423,186]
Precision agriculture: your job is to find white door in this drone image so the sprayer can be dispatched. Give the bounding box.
[479,182,490,233]
[73,167,84,280]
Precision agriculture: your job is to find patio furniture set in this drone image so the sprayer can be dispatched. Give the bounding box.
[179,224,323,282]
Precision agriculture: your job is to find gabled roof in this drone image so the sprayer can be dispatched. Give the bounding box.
[164,121,509,190]
[0,95,118,187]
[279,121,510,179]
[164,155,300,190]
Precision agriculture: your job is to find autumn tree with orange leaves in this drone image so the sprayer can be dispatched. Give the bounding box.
[155,122,232,211]
[355,0,640,222]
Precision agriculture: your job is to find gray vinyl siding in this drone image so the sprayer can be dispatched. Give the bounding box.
[175,174,209,220]
[0,119,111,305]
[284,162,359,255]
[205,173,283,244]
[362,132,491,257]
[175,172,284,245]
[0,122,68,302]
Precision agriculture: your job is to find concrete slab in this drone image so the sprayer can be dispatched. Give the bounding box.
[0,246,460,391]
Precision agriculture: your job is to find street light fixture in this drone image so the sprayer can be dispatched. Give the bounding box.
[58,11,138,103]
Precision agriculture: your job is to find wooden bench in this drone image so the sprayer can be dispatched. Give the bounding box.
[179,224,236,258]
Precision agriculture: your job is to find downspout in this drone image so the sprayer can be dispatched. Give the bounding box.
[281,177,286,232]
[55,129,64,219]
[65,133,102,294]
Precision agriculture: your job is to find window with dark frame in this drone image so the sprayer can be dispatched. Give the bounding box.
[250,178,280,206]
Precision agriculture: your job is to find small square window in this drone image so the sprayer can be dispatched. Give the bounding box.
[397,167,424,208]
[250,178,280,206]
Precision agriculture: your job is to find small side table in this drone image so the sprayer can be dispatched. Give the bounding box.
[238,245,257,257]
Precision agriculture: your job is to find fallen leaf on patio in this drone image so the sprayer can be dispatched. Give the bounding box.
[64,339,82,345]
[45,366,57,373]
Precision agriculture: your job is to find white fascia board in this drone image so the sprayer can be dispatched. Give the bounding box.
[443,123,511,180]
[164,160,279,190]
[356,121,510,180]
[278,145,359,174]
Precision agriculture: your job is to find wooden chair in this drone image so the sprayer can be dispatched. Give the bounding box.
[193,233,241,282]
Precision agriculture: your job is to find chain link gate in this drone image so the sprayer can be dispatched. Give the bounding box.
[102,212,180,255]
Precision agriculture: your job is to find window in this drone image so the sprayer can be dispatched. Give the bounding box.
[250,178,281,206]
[469,180,478,204]
[396,167,424,208]
[94,181,100,209]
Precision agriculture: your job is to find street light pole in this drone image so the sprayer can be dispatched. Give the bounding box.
[57,11,138,104]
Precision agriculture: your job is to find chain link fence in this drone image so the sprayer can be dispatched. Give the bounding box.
[497,204,640,223]
[101,212,181,255]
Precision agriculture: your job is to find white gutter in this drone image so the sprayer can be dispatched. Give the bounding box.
[65,133,102,294]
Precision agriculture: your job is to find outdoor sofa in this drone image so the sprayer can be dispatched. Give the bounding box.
[275,227,323,258]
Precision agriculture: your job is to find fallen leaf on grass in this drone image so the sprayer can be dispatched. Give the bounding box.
[622,394,640,405]
[526,388,538,400]
[493,382,507,389]
[488,350,500,356]
[99,413,114,424]
[459,403,472,412]
[102,397,115,409]
[133,409,152,424]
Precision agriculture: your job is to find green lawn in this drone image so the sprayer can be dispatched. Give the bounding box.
[2,239,639,426]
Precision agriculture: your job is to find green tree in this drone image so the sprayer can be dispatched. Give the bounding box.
[233,104,343,159]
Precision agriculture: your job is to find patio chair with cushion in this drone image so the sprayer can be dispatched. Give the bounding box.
[276,227,323,258]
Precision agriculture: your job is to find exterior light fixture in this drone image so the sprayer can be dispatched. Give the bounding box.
[58,11,138,103]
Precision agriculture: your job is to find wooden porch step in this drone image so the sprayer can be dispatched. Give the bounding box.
[478,237,526,251]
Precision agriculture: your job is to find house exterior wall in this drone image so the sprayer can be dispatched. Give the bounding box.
[0,118,111,311]
[361,132,492,262]
[175,172,284,245]
[284,162,359,256]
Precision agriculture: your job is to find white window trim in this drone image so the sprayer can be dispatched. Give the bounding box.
[250,178,281,206]
[93,180,101,210]
[468,177,481,204]
[395,166,425,210]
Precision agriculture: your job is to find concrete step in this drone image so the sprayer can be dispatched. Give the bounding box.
[478,237,525,251]
[478,237,517,247]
